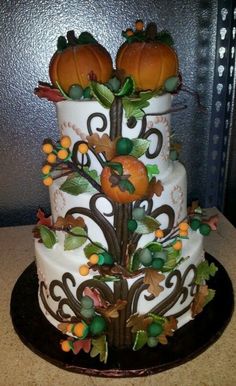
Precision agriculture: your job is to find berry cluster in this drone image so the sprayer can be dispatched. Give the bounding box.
[60,295,107,352]
[79,251,114,276]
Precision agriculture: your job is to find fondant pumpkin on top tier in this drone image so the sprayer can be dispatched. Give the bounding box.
[116,21,179,91]
[49,31,113,93]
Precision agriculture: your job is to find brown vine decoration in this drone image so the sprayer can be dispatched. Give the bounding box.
[66,193,121,261]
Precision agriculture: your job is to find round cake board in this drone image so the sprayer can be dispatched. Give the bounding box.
[10,254,234,378]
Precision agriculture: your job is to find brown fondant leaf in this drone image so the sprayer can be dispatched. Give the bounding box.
[191,285,209,317]
[163,316,178,336]
[146,177,164,199]
[126,313,153,333]
[143,269,165,297]
[57,322,69,333]
[96,299,127,321]
[86,133,117,160]
[157,316,178,345]
[203,214,219,231]
[54,215,85,230]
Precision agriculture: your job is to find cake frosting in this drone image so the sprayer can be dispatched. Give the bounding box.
[34,20,218,362]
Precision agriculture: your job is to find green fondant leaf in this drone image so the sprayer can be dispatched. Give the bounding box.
[204,288,216,306]
[129,248,142,272]
[129,138,150,158]
[156,30,174,46]
[162,249,180,272]
[146,242,163,252]
[133,330,148,351]
[90,335,108,363]
[135,216,160,234]
[106,162,123,175]
[83,242,104,258]
[115,77,135,97]
[146,164,160,180]
[55,81,71,100]
[93,275,120,282]
[122,97,150,120]
[90,81,114,108]
[60,169,98,195]
[119,179,135,194]
[64,227,87,250]
[195,261,218,285]
[39,225,57,249]
[148,313,166,325]
[77,32,98,45]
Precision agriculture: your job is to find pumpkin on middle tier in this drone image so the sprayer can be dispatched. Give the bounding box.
[100,155,149,204]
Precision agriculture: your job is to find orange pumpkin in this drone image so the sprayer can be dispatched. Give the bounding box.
[101,155,149,204]
[49,34,113,93]
[116,41,178,91]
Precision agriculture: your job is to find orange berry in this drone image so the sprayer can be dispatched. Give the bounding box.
[173,240,182,251]
[179,230,188,237]
[42,142,53,154]
[79,264,89,276]
[78,143,89,154]
[66,323,74,333]
[89,254,99,265]
[179,222,189,231]
[74,322,86,338]
[126,28,134,37]
[47,153,57,164]
[57,148,69,160]
[60,135,71,148]
[155,229,164,239]
[41,164,52,175]
[61,340,71,352]
[43,176,53,186]
[135,20,144,31]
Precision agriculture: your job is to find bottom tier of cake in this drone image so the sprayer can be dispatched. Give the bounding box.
[35,229,204,349]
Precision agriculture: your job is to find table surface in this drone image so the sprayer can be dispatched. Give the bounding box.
[0,209,235,386]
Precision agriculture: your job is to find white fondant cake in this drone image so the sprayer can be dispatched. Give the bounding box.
[34,21,218,360]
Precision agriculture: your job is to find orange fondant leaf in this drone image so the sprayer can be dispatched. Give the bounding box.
[146,177,164,199]
[36,208,52,227]
[191,285,209,317]
[143,269,165,297]
[86,133,117,160]
[126,313,153,333]
[54,215,85,230]
[72,338,91,354]
[96,299,127,321]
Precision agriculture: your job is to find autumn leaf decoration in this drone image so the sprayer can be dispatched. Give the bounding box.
[143,268,165,297]
[34,82,65,102]
[146,177,164,199]
[96,299,127,321]
[86,133,117,161]
[191,285,216,317]
[54,215,86,230]
[126,313,153,333]
[158,316,178,344]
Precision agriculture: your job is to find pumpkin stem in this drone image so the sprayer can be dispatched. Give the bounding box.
[67,30,78,46]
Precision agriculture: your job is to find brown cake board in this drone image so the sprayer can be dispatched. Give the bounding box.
[10,253,234,378]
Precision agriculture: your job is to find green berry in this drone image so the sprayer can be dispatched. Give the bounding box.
[152,258,165,270]
[190,218,201,231]
[116,137,134,155]
[147,336,158,347]
[81,296,94,309]
[199,223,211,236]
[89,315,107,336]
[68,84,83,100]
[107,77,121,92]
[128,219,137,232]
[83,86,92,99]
[139,248,152,266]
[81,307,95,319]
[147,322,164,337]
[153,251,167,260]
[98,252,114,265]
[132,207,146,221]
